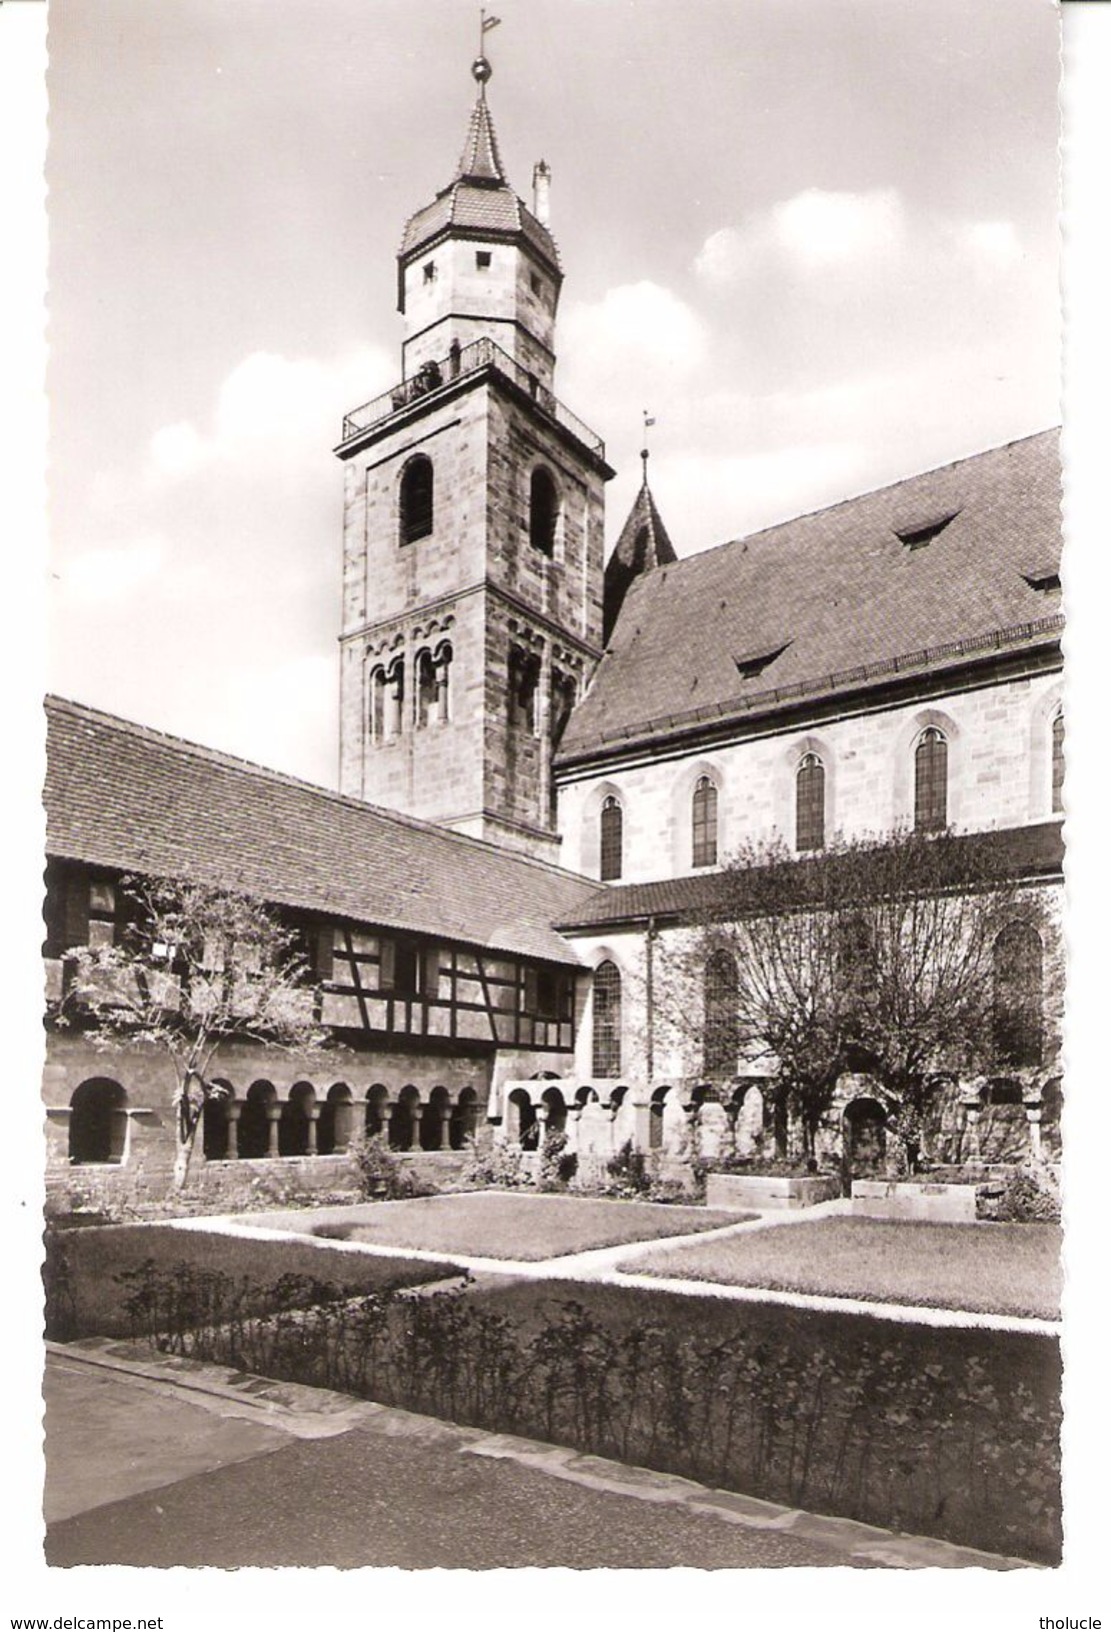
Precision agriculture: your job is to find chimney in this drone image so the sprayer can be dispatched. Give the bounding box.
[532,160,551,227]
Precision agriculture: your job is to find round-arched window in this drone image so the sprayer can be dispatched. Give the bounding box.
[399,455,434,544]
[914,727,948,833]
[529,467,559,556]
[692,776,718,868]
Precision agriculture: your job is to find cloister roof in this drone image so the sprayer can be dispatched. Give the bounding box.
[45,697,595,967]
[556,821,1065,933]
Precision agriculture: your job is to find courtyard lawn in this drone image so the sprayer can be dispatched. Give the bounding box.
[620,1216,1061,1320]
[246,1192,745,1261]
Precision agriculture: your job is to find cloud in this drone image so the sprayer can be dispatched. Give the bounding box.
[142,345,395,485]
[695,189,906,285]
[562,281,706,382]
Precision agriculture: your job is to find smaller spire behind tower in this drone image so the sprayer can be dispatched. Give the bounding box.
[603,449,678,644]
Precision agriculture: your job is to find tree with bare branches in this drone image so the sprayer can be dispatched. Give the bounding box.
[680,831,1051,1171]
[57,876,329,1188]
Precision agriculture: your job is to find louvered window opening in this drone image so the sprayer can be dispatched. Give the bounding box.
[592,960,622,1077]
[914,728,948,833]
[692,777,718,868]
[796,753,825,852]
[600,796,623,881]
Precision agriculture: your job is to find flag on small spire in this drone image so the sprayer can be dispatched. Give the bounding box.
[483,13,502,30]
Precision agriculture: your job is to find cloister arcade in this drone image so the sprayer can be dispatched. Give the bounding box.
[199,1078,482,1161]
[57,1075,482,1168]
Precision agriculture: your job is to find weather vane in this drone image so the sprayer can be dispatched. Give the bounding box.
[474,10,501,88]
[641,410,656,477]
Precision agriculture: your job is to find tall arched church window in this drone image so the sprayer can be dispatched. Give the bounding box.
[993,923,1044,1068]
[691,776,718,868]
[914,727,948,833]
[399,455,434,545]
[1051,709,1064,814]
[600,795,623,882]
[592,960,622,1076]
[529,467,559,557]
[703,949,739,1075]
[796,753,825,852]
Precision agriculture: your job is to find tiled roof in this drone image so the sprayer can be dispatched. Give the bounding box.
[603,475,679,644]
[399,92,560,272]
[456,93,505,184]
[556,822,1065,932]
[45,698,597,967]
[561,431,1062,762]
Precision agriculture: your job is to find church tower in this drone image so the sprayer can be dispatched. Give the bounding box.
[336,49,613,864]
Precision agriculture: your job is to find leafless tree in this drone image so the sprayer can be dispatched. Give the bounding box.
[57,876,328,1187]
[677,831,1051,1170]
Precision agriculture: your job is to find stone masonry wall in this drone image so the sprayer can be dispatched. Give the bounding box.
[558,667,1063,882]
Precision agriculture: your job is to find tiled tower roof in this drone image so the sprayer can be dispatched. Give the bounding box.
[399,89,560,273]
[602,471,679,644]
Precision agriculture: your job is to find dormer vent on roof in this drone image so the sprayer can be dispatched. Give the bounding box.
[734,642,791,680]
[1022,567,1061,593]
[895,511,960,550]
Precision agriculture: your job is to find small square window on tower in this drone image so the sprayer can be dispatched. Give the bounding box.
[423,261,436,284]
[475,250,491,270]
[530,272,543,296]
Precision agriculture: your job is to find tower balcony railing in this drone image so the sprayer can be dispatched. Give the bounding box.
[340,336,606,460]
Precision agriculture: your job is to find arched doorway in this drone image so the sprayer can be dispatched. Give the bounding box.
[506,1088,537,1149]
[239,1081,277,1159]
[843,1097,886,1176]
[69,1079,128,1165]
[365,1084,390,1141]
[449,1087,478,1150]
[389,1085,420,1151]
[280,1083,315,1156]
[202,1081,235,1161]
[318,1084,354,1155]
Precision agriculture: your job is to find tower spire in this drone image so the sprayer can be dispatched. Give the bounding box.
[459,14,504,181]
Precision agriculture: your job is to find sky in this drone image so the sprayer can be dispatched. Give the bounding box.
[44,0,1063,787]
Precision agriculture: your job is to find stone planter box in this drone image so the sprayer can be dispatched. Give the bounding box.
[851,1179,978,1223]
[706,1173,842,1212]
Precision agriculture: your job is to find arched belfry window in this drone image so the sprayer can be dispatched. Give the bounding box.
[1051,709,1064,814]
[796,753,825,852]
[914,727,948,833]
[385,655,405,738]
[600,796,623,882]
[415,649,437,729]
[703,949,739,1075]
[508,646,540,734]
[434,642,452,724]
[592,960,622,1076]
[692,776,718,868]
[993,922,1044,1068]
[529,467,559,557]
[369,666,387,744]
[399,455,434,545]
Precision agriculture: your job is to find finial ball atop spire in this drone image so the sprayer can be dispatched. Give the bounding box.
[472,55,492,84]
